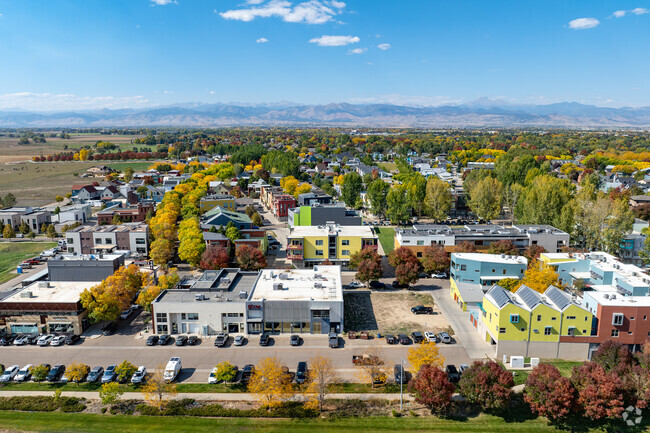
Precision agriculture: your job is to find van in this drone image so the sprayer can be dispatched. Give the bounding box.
[328,332,339,348]
[163,357,182,382]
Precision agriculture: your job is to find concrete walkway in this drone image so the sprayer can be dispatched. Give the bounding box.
[0,390,414,402]
[428,287,495,360]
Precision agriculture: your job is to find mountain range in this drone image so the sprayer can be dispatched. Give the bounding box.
[1,99,650,128]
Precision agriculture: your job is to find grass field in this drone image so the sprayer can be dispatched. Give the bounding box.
[378,162,398,172]
[510,360,582,386]
[377,227,395,254]
[0,411,633,433]
[0,242,56,284]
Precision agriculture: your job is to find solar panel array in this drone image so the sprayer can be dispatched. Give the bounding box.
[516,285,541,309]
[546,285,570,310]
[489,285,511,308]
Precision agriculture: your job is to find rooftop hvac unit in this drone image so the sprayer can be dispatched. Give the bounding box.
[314,273,322,279]
[239,290,248,299]
[221,277,231,286]
[20,291,32,298]
[604,294,610,299]
[314,282,322,289]
[38,282,48,288]
[273,282,284,290]
[194,293,205,301]
[278,273,289,280]
[611,295,617,300]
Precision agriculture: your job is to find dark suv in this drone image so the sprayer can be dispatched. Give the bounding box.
[259,334,270,346]
[241,364,255,384]
[411,305,433,315]
[47,365,66,382]
[296,362,308,384]
[446,365,460,383]
[411,331,424,344]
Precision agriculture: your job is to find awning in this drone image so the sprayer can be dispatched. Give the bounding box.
[480,276,518,281]
[93,245,116,250]
[9,322,37,326]
[247,318,263,323]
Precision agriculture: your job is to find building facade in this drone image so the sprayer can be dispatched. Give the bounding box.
[450,253,527,289]
[199,194,236,213]
[288,204,362,227]
[65,223,149,256]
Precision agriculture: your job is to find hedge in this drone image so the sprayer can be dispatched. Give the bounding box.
[136,399,318,418]
[0,396,86,413]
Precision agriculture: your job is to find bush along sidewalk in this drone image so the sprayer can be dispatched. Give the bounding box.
[0,394,86,413]
[135,399,318,418]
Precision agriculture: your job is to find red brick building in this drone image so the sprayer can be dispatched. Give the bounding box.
[97,201,155,225]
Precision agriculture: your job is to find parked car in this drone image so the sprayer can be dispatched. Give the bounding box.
[411,305,433,315]
[296,362,308,384]
[347,281,364,289]
[394,364,407,384]
[290,335,301,346]
[0,365,20,382]
[101,365,117,383]
[233,335,246,346]
[459,364,470,375]
[0,335,16,346]
[102,322,118,336]
[175,335,188,346]
[14,365,34,382]
[241,364,255,384]
[369,281,386,289]
[398,333,411,345]
[13,335,29,346]
[431,272,447,279]
[26,334,40,344]
[37,334,54,346]
[187,335,199,346]
[131,366,147,384]
[50,335,66,346]
[87,366,104,383]
[146,335,159,346]
[47,365,66,382]
[411,331,424,344]
[119,309,132,320]
[208,367,219,384]
[392,280,408,289]
[64,335,81,345]
[328,332,339,348]
[385,334,398,344]
[214,333,228,347]
[157,334,172,345]
[424,331,438,343]
[259,333,270,346]
[446,365,460,383]
[437,332,452,344]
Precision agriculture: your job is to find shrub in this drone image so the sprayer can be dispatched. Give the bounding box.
[458,361,514,412]
[0,396,85,412]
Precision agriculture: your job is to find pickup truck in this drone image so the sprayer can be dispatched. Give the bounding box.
[352,354,384,366]
[214,332,228,347]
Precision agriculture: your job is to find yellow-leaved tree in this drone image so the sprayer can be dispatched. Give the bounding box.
[178,217,205,267]
[247,357,294,409]
[141,365,177,409]
[66,362,90,386]
[304,356,338,411]
[522,260,562,293]
[407,340,444,374]
[137,269,180,311]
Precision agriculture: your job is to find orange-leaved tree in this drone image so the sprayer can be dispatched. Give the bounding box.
[247,356,294,409]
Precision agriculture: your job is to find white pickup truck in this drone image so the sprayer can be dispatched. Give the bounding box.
[163,357,182,382]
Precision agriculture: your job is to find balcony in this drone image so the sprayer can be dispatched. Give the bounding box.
[362,243,379,251]
[288,253,303,260]
[287,244,303,250]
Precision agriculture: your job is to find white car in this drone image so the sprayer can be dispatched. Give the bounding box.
[0,365,20,382]
[208,367,219,384]
[347,281,364,289]
[37,334,54,346]
[431,272,447,279]
[233,335,246,346]
[131,366,147,384]
[13,335,29,346]
[424,331,438,343]
[14,365,33,382]
[50,336,66,346]
[120,309,132,320]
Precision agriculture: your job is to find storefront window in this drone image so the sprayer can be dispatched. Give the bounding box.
[157,324,168,333]
[312,322,321,334]
[49,323,74,333]
[10,324,38,334]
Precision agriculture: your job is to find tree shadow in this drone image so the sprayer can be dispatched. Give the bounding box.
[343,291,378,332]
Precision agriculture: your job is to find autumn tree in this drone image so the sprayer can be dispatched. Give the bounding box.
[522,260,561,293]
[487,240,518,255]
[455,241,477,253]
[388,246,422,287]
[99,382,123,411]
[304,356,339,411]
[66,362,90,386]
[248,357,294,409]
[199,246,231,270]
[236,244,267,270]
[355,348,389,389]
[178,217,205,267]
[468,176,503,222]
[142,366,177,409]
[115,360,137,383]
[421,245,450,274]
[32,364,49,385]
[2,225,15,241]
[214,362,237,386]
[591,340,635,375]
[251,212,263,227]
[458,360,514,411]
[424,177,452,222]
[523,244,546,262]
[137,268,179,311]
[408,365,455,415]
[571,362,625,420]
[407,340,444,374]
[80,264,149,322]
[524,364,576,421]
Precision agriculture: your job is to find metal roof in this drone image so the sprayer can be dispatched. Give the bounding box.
[545,285,570,310]
[487,285,511,308]
[516,285,542,309]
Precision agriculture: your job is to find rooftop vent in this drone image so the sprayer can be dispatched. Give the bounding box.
[278,273,289,280]
[604,294,610,299]
[314,282,322,289]
[273,282,284,291]
[194,293,205,301]
[239,290,248,299]
[20,291,32,298]
[38,282,49,289]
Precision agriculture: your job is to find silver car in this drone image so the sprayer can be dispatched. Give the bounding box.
[437,332,452,344]
[0,365,20,382]
[131,366,147,384]
[14,365,34,382]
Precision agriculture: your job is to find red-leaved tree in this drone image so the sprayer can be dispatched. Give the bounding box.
[350,247,383,285]
[455,241,477,253]
[591,340,634,376]
[199,246,231,270]
[421,245,450,274]
[486,239,518,255]
[523,244,546,262]
[408,365,455,415]
[524,364,575,421]
[458,360,514,411]
[235,244,267,271]
[571,362,625,420]
[388,246,422,287]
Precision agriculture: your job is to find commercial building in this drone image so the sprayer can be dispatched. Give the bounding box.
[96,201,155,225]
[288,203,362,227]
[199,194,236,213]
[286,224,378,268]
[47,253,125,282]
[65,222,149,256]
[260,186,296,219]
[48,203,91,225]
[395,224,569,256]
[450,253,527,289]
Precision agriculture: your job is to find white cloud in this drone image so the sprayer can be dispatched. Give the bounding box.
[309,35,359,46]
[631,7,649,15]
[347,47,366,54]
[0,92,150,111]
[256,37,269,43]
[568,17,600,29]
[219,0,345,25]
[613,10,626,18]
[347,94,463,107]
[377,43,391,50]
[150,0,177,5]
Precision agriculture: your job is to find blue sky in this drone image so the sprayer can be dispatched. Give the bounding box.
[0,0,648,110]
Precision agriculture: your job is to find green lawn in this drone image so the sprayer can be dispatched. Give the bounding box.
[0,411,632,433]
[378,162,398,172]
[0,242,56,284]
[376,227,395,254]
[511,360,582,386]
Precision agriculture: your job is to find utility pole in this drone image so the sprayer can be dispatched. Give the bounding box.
[400,356,404,411]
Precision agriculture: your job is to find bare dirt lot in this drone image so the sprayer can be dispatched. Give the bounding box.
[344,290,450,335]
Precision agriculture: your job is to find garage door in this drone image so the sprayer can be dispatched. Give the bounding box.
[188,324,200,334]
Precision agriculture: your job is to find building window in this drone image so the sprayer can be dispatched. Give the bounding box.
[67,238,73,244]
[611,329,619,337]
[551,317,556,321]
[156,313,167,323]
[510,314,519,323]
[342,240,349,246]
[417,240,424,246]
[187,313,199,320]
[537,315,542,321]
[612,314,624,326]
[544,327,552,335]
[68,247,75,253]
[342,250,350,256]
[416,252,422,258]
[566,316,576,320]
[499,328,506,334]
[315,250,323,256]
[96,238,102,244]
[630,316,635,320]
[136,248,146,254]
[492,269,495,273]
[460,265,466,271]
[315,240,323,246]
[312,310,329,318]
[628,331,633,335]
[503,269,506,275]
[136,238,146,244]
[157,324,168,333]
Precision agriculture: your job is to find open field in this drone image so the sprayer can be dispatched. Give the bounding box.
[0,411,636,433]
[0,242,56,284]
[378,162,398,172]
[0,160,161,206]
[0,133,143,163]
[344,291,447,335]
[376,227,395,254]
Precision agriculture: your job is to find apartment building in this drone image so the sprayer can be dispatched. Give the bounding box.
[199,194,236,213]
[450,253,527,289]
[288,203,362,227]
[65,222,149,256]
[96,201,155,225]
[0,207,51,233]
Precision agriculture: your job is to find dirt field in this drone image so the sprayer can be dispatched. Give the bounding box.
[344,291,450,335]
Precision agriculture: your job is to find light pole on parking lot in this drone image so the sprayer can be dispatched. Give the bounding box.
[399,356,404,411]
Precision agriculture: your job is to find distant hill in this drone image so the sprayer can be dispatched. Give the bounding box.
[1,100,650,128]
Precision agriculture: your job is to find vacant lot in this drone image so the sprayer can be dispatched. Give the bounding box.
[344,291,449,335]
[0,242,56,284]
